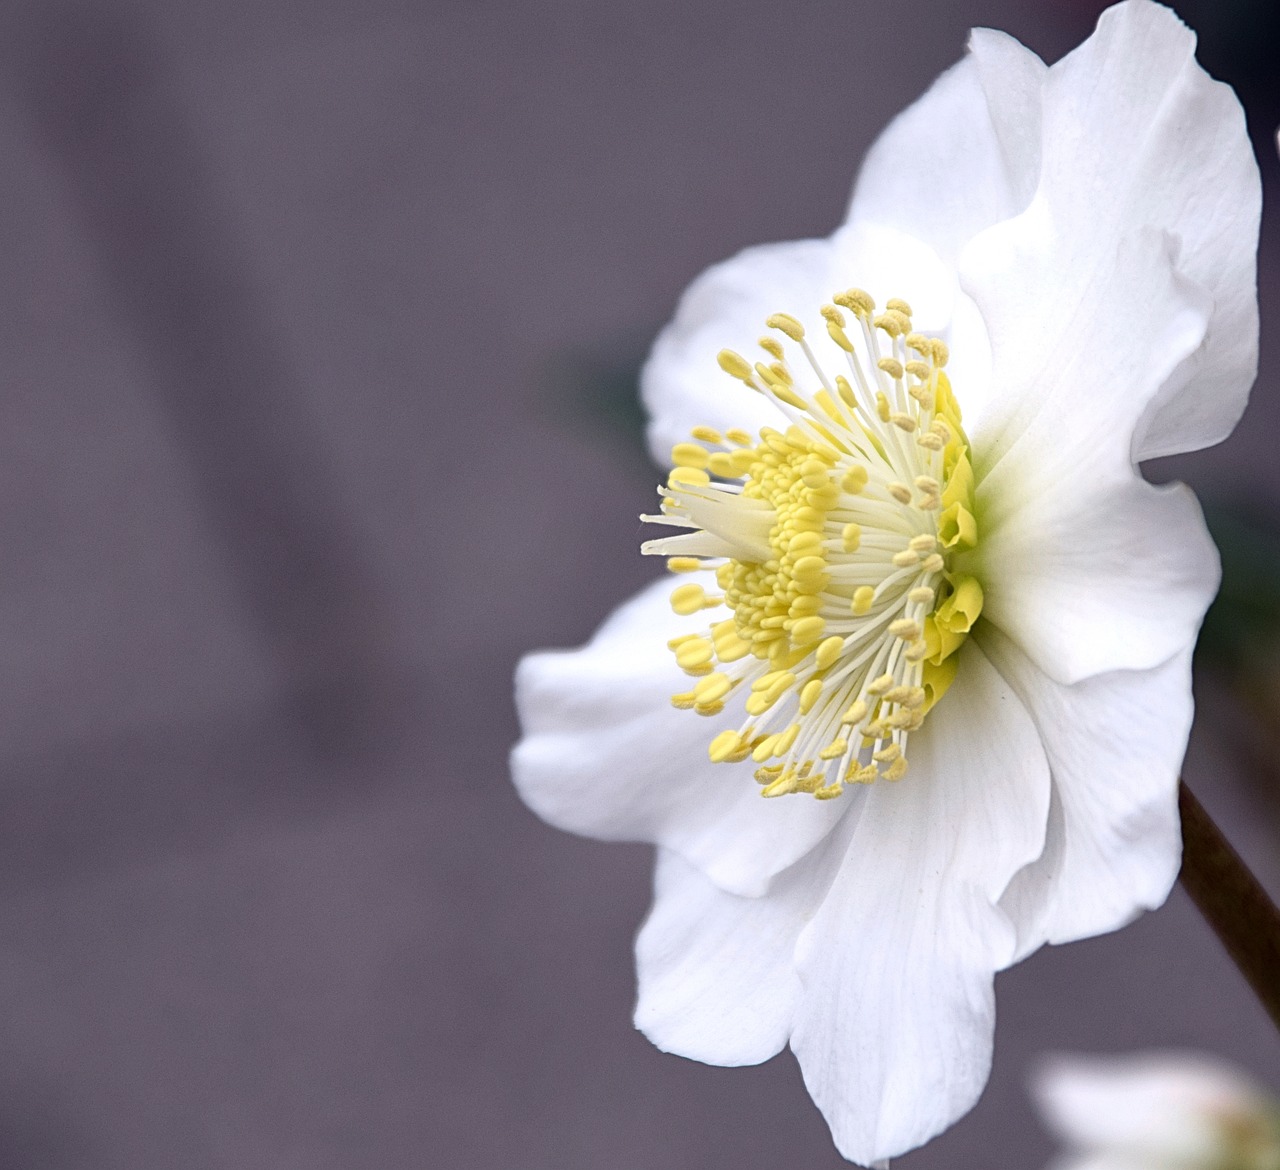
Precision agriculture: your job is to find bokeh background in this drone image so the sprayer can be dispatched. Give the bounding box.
[0,0,1278,1166]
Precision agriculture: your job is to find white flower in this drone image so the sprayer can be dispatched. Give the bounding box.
[511,1,1260,1164]
[1035,1052,1280,1170]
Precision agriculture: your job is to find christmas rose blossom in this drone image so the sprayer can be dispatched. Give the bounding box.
[512,1,1260,1163]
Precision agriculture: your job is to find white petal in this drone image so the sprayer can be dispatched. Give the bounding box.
[634,821,858,1067]
[963,0,1258,466]
[846,29,1045,269]
[512,576,845,897]
[970,226,1217,683]
[980,628,1187,959]
[1058,1,1259,461]
[1034,1052,1272,1161]
[789,643,1050,1164]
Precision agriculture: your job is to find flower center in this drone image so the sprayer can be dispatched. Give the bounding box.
[643,290,983,800]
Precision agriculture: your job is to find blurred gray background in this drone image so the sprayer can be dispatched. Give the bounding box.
[0,0,1277,1166]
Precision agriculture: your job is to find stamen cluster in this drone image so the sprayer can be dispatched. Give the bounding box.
[643,291,983,800]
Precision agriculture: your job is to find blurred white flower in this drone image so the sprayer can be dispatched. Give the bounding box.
[1035,1053,1280,1170]
[513,1,1260,1164]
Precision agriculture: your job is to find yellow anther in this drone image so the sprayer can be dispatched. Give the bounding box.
[921,553,945,573]
[815,635,844,670]
[799,678,824,714]
[916,432,945,451]
[905,332,930,355]
[670,583,707,615]
[890,412,917,432]
[712,626,751,662]
[885,297,912,316]
[875,392,891,422]
[874,743,902,764]
[842,699,868,725]
[851,586,874,616]
[666,557,702,574]
[707,452,739,477]
[905,360,931,380]
[793,554,826,580]
[914,475,940,495]
[671,442,709,468]
[776,724,800,753]
[819,738,848,760]
[874,310,910,337]
[755,362,782,390]
[834,288,875,317]
[909,534,937,553]
[758,337,785,361]
[887,482,912,504]
[753,670,793,693]
[725,427,753,446]
[889,618,921,640]
[690,425,722,444]
[878,357,904,380]
[717,349,754,381]
[904,638,929,662]
[789,530,823,554]
[789,595,822,618]
[883,757,909,781]
[800,458,830,489]
[762,771,800,798]
[814,390,843,422]
[820,304,845,326]
[835,375,858,410]
[842,466,869,493]
[708,730,743,763]
[908,586,935,604]
[766,312,805,341]
[892,549,921,567]
[827,321,854,352]
[752,734,781,763]
[790,615,825,646]
[930,339,950,366]
[667,633,698,650]
[841,523,862,552]
[849,763,880,784]
[674,637,714,670]
[694,672,732,703]
[670,691,696,710]
[867,673,896,695]
[884,685,926,708]
[669,466,710,488]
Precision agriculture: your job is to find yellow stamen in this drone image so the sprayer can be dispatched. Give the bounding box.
[643,291,980,800]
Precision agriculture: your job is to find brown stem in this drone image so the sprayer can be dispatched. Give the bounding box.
[1179,780,1280,1032]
